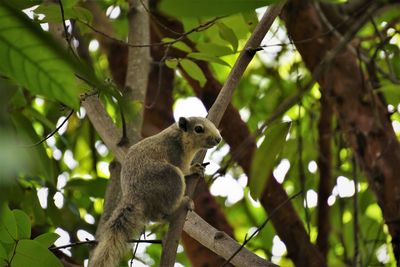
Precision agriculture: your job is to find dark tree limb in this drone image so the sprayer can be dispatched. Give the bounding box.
[283,0,400,264]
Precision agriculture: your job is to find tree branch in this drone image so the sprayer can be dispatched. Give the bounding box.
[284,0,400,264]
[160,3,286,266]
[222,191,302,266]
[183,212,277,267]
[80,94,127,162]
[123,0,151,144]
[207,3,285,126]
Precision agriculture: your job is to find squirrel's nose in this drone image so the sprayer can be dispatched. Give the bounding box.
[215,137,221,144]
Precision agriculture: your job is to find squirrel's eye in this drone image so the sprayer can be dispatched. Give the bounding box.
[194,125,204,133]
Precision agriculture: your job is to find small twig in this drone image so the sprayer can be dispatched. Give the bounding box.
[130,237,141,267]
[253,3,363,52]
[145,43,172,109]
[369,16,395,77]
[22,109,74,148]
[138,0,182,36]
[51,240,96,250]
[352,156,360,267]
[57,0,79,60]
[221,191,302,267]
[77,15,220,49]
[57,0,71,45]
[103,239,160,247]
[50,238,162,251]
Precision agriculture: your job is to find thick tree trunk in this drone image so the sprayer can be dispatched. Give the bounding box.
[283,0,400,263]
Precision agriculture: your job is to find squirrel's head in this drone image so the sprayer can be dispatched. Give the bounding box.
[178,117,222,149]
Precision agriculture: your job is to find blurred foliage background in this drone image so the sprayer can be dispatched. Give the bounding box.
[0,0,399,266]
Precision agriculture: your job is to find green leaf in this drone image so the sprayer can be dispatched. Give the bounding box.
[241,11,258,32]
[188,52,231,67]
[365,203,383,222]
[379,81,400,106]
[165,58,178,69]
[0,203,17,243]
[34,4,93,23]
[62,0,79,8]
[11,239,62,267]
[65,178,108,198]
[386,44,400,79]
[0,2,99,109]
[0,243,7,264]
[20,190,46,226]
[180,58,207,87]
[8,0,42,10]
[172,41,192,53]
[162,38,192,53]
[13,210,31,240]
[159,0,280,17]
[218,23,238,52]
[249,122,291,200]
[34,233,59,248]
[196,42,233,57]
[11,113,55,184]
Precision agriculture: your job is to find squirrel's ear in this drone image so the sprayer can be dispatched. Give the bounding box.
[178,117,188,132]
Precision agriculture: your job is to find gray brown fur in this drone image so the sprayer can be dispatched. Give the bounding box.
[89,117,221,267]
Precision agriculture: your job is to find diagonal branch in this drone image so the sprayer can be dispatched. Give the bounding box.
[160,3,287,266]
[81,94,128,162]
[206,4,285,126]
[184,212,277,267]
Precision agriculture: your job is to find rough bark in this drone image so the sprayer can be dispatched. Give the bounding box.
[123,0,151,144]
[183,212,277,267]
[283,0,400,263]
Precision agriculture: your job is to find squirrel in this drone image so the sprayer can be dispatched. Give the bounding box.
[89,117,222,267]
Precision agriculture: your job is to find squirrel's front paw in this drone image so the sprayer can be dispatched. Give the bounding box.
[182,196,195,211]
[190,163,205,177]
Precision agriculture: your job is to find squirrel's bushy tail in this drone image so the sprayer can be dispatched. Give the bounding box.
[89,201,145,267]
